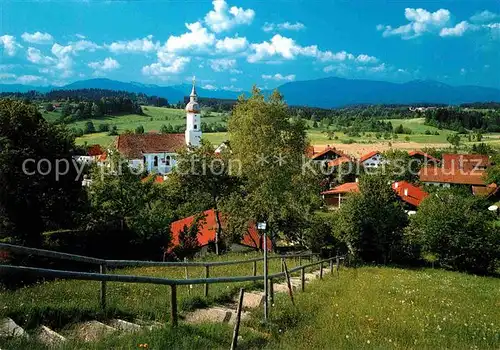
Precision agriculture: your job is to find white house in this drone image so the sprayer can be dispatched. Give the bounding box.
[359,151,384,168]
[115,79,202,174]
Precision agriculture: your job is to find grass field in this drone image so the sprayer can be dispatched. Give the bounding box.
[4,264,498,349]
[259,266,500,349]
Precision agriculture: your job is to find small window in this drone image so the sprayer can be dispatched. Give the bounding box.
[154,156,158,167]
[194,124,198,130]
[166,156,171,166]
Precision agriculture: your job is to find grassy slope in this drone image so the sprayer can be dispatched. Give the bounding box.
[0,252,305,331]
[259,266,500,349]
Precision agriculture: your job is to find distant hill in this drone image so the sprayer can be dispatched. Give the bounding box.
[1,77,499,108]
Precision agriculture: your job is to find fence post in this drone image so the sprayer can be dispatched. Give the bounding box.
[184,257,190,295]
[336,256,340,276]
[204,265,209,297]
[299,255,302,266]
[269,278,274,305]
[170,284,178,327]
[301,267,305,292]
[282,259,295,306]
[330,258,334,275]
[320,262,323,279]
[230,288,245,350]
[280,258,284,273]
[253,260,257,277]
[100,263,107,310]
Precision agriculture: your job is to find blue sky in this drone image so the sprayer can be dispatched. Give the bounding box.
[1,0,499,90]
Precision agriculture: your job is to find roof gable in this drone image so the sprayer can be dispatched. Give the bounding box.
[359,151,381,163]
[117,133,185,159]
[392,181,428,207]
[321,182,359,195]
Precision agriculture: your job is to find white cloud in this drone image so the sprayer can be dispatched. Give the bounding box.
[107,35,159,53]
[355,54,378,64]
[46,40,100,78]
[470,10,498,23]
[16,75,45,84]
[21,31,53,44]
[204,0,255,33]
[378,8,451,39]
[88,57,121,72]
[165,22,215,53]
[440,21,475,37]
[215,36,248,53]
[27,47,55,65]
[262,73,295,81]
[203,84,217,90]
[142,53,191,79]
[0,35,23,56]
[209,58,241,73]
[75,34,86,39]
[263,22,306,32]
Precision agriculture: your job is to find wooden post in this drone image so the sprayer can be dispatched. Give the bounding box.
[336,256,340,276]
[252,260,257,276]
[320,262,323,279]
[170,285,178,327]
[230,288,245,350]
[184,257,190,295]
[300,267,305,292]
[299,255,302,266]
[100,263,107,310]
[269,278,274,305]
[330,258,334,275]
[280,258,284,273]
[204,265,209,297]
[282,259,295,306]
[263,230,269,321]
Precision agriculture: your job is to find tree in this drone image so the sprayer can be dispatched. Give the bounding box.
[406,190,500,274]
[334,174,408,263]
[227,87,319,248]
[447,133,461,148]
[84,121,96,134]
[108,125,118,136]
[0,100,85,246]
[91,102,102,117]
[135,125,145,134]
[172,141,240,254]
[44,103,54,112]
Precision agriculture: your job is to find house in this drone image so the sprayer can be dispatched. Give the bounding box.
[408,150,440,164]
[321,182,359,208]
[116,80,202,174]
[310,146,346,163]
[419,153,491,190]
[359,151,384,168]
[327,156,355,168]
[392,181,429,208]
[169,209,272,254]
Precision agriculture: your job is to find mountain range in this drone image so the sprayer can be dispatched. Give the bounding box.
[2,77,500,108]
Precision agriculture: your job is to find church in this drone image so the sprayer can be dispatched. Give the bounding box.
[116,80,202,174]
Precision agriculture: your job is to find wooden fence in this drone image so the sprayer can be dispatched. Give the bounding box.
[0,243,344,326]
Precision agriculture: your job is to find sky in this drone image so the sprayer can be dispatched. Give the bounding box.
[1,0,499,91]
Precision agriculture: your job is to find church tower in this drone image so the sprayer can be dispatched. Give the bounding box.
[185,77,202,147]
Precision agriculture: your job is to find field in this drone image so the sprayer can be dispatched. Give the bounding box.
[260,266,500,349]
[3,262,499,349]
[41,107,500,154]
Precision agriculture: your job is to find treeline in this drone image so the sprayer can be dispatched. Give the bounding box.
[59,97,143,124]
[424,107,500,132]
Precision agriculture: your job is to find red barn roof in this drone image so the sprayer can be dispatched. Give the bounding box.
[311,146,346,160]
[327,156,354,167]
[392,181,429,207]
[169,209,272,252]
[442,154,490,171]
[408,150,440,163]
[87,144,105,157]
[117,133,185,159]
[419,167,487,185]
[321,182,360,195]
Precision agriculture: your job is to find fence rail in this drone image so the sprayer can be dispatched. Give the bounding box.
[0,242,344,327]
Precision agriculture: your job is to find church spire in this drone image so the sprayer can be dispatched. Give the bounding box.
[190,76,197,102]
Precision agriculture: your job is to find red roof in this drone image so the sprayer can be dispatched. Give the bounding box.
[311,147,346,160]
[359,151,381,163]
[392,181,429,207]
[141,175,165,184]
[87,144,105,157]
[321,182,359,195]
[408,150,440,163]
[327,156,353,167]
[117,133,185,159]
[442,154,490,172]
[419,166,487,185]
[169,209,272,252]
